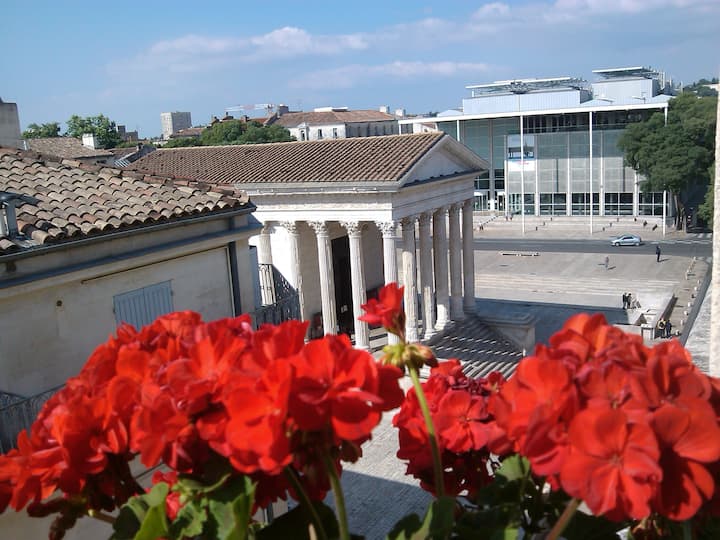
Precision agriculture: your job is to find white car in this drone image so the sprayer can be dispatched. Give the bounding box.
[611,234,642,246]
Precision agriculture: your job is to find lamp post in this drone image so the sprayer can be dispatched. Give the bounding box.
[520,113,525,235]
[589,110,593,235]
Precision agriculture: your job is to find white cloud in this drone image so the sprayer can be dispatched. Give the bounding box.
[249,27,367,58]
[552,0,715,14]
[121,26,368,76]
[292,61,491,90]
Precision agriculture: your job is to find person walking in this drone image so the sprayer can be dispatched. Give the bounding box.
[657,318,666,339]
[666,319,673,338]
[622,292,628,309]
[656,245,661,262]
[604,256,609,270]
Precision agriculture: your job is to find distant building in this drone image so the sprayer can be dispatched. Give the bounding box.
[400,66,678,218]
[25,136,115,165]
[267,107,398,141]
[0,98,22,149]
[160,111,192,140]
[117,124,139,142]
[169,127,205,140]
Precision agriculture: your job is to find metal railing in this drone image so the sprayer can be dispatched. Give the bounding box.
[0,386,61,454]
[251,264,300,326]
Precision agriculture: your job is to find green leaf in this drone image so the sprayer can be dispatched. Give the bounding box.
[257,501,340,540]
[495,455,529,483]
[111,483,169,540]
[206,475,256,540]
[561,510,624,540]
[177,471,232,495]
[134,504,169,540]
[169,500,207,539]
[490,526,519,540]
[385,497,455,540]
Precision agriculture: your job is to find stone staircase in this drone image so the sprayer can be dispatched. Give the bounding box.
[668,257,712,343]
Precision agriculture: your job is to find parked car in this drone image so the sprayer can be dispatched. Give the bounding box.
[611,234,642,246]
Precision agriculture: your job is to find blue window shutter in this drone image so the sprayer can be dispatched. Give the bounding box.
[113,281,173,329]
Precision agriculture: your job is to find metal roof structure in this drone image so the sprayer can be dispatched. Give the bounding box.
[466,77,587,97]
[592,66,660,79]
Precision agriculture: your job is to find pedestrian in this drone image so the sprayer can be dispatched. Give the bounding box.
[656,245,661,262]
[666,319,673,338]
[622,292,627,309]
[604,256,609,270]
[657,318,666,339]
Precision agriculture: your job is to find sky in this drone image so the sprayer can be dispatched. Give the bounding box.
[2,0,719,138]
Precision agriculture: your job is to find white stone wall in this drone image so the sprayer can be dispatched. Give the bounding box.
[0,248,233,395]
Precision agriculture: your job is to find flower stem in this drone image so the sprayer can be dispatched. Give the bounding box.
[547,497,580,540]
[324,455,350,540]
[408,365,445,498]
[284,467,328,540]
[87,509,116,524]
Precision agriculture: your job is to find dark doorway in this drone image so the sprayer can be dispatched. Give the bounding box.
[332,235,353,336]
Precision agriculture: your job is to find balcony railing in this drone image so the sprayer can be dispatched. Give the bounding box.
[0,386,61,454]
[251,264,300,327]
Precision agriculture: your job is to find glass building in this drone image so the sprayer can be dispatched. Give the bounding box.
[399,67,676,218]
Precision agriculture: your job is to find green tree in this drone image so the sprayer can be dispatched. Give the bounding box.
[683,77,719,97]
[618,93,717,229]
[22,122,61,138]
[238,122,294,144]
[163,137,202,148]
[200,120,246,145]
[65,114,122,149]
[698,168,715,227]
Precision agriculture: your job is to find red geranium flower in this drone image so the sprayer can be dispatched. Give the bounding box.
[561,407,661,521]
[651,399,720,520]
[360,283,405,336]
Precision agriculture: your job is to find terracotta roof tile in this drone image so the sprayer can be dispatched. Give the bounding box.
[130,133,448,185]
[25,138,115,159]
[271,109,396,128]
[0,148,251,255]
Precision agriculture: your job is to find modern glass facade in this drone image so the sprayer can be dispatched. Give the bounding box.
[436,112,667,217]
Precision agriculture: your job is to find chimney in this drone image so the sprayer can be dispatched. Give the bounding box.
[379,105,390,114]
[394,108,406,118]
[0,191,39,238]
[277,104,289,116]
[82,133,98,149]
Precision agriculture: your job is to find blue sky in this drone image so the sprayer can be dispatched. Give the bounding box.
[2,0,718,138]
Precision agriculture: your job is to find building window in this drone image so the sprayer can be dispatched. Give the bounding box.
[317,129,323,139]
[639,192,664,216]
[332,128,338,139]
[113,281,173,329]
[300,131,306,141]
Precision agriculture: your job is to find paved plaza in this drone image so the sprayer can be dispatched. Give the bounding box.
[335,217,714,539]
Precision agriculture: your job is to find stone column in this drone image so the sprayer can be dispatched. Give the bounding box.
[433,207,450,330]
[462,199,475,313]
[309,221,337,334]
[257,224,275,305]
[280,221,306,320]
[401,216,419,342]
[448,204,464,320]
[418,212,436,340]
[377,221,399,344]
[342,221,369,350]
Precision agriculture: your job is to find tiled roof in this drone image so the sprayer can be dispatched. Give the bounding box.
[25,137,114,159]
[129,132,447,185]
[0,148,250,255]
[170,127,205,138]
[271,109,396,128]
